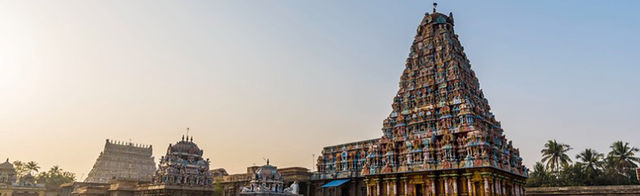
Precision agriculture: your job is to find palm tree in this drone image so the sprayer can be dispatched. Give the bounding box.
[26,161,40,175]
[608,141,640,171]
[541,140,572,172]
[12,161,28,177]
[576,148,604,173]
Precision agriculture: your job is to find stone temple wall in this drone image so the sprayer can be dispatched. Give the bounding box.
[526,185,640,195]
[84,139,156,183]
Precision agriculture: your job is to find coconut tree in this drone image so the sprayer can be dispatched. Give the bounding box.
[12,161,28,177]
[541,140,572,172]
[576,148,604,184]
[576,148,604,173]
[608,141,640,171]
[26,161,40,175]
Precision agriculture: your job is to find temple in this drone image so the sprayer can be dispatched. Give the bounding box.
[217,164,312,196]
[238,160,302,196]
[60,136,215,196]
[135,135,215,195]
[312,4,528,196]
[0,159,46,196]
[84,139,156,183]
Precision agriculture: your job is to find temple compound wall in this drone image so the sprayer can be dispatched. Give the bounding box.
[526,185,640,195]
[312,5,528,196]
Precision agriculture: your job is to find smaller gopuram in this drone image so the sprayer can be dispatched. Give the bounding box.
[135,135,214,196]
[85,139,156,183]
[218,165,312,196]
[239,160,302,196]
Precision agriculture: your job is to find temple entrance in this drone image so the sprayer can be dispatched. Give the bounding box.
[341,186,350,196]
[474,182,481,196]
[415,184,423,196]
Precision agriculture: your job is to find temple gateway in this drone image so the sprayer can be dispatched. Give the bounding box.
[85,139,156,183]
[312,5,528,196]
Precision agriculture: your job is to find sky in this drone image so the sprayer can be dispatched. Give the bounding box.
[1,0,639,178]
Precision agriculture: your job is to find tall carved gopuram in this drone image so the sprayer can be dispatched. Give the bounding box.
[85,139,156,183]
[314,5,528,196]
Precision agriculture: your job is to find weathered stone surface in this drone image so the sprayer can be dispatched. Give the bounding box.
[526,185,640,195]
[85,139,156,183]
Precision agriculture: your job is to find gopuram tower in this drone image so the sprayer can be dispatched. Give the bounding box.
[85,139,156,183]
[314,4,527,196]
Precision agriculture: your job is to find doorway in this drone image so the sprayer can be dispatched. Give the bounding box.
[415,184,423,196]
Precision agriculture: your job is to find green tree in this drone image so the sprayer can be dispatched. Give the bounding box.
[212,181,223,196]
[608,141,640,171]
[36,166,76,187]
[575,148,604,185]
[541,140,572,172]
[576,149,604,171]
[557,164,586,186]
[12,161,29,177]
[26,161,40,175]
[526,162,551,187]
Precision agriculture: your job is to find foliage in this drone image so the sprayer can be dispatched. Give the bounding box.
[608,141,640,173]
[540,140,572,172]
[26,161,40,175]
[527,140,640,187]
[212,181,224,196]
[12,161,29,178]
[35,165,76,187]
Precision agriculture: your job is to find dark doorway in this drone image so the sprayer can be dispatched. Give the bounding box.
[415,184,423,196]
[341,186,350,196]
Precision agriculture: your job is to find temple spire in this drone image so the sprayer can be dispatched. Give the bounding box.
[433,2,438,13]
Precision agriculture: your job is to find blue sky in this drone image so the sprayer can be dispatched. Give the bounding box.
[0,0,638,175]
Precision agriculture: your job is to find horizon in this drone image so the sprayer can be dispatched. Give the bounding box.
[1,0,639,179]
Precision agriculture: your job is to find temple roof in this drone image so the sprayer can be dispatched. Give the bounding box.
[0,159,14,170]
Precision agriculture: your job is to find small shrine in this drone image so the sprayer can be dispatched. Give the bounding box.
[0,158,46,196]
[0,159,18,185]
[240,160,301,196]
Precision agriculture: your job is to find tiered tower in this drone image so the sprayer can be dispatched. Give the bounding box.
[85,139,156,183]
[240,160,301,196]
[315,4,527,196]
[151,135,213,186]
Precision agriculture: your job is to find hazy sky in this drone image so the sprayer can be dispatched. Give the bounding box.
[1,1,639,178]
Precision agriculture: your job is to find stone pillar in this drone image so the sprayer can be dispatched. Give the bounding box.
[377,181,381,196]
[483,177,489,196]
[467,178,473,196]
[495,179,500,196]
[387,181,391,196]
[453,177,458,196]
[403,181,408,196]
[393,181,397,196]
[444,178,449,195]
[493,179,498,196]
[431,180,436,196]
